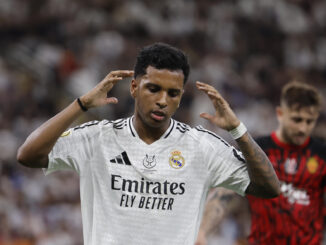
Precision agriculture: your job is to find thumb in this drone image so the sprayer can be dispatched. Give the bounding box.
[200,113,214,122]
[106,97,118,104]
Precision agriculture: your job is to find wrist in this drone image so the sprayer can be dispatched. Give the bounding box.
[228,121,247,139]
[77,97,88,112]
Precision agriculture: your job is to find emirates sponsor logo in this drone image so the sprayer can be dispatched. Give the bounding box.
[111,174,185,211]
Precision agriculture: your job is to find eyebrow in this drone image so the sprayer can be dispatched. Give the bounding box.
[168,88,182,94]
[146,83,182,92]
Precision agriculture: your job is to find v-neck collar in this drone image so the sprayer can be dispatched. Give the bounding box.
[128,116,175,144]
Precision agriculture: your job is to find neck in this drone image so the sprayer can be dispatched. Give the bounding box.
[275,128,286,144]
[133,116,170,144]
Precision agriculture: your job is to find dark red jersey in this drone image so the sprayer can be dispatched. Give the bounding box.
[248,132,326,245]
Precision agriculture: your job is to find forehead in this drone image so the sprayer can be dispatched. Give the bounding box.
[284,105,319,119]
[140,66,184,89]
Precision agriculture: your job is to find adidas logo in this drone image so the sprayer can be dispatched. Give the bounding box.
[110,151,131,165]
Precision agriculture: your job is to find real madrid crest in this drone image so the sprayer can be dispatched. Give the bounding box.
[169,150,185,169]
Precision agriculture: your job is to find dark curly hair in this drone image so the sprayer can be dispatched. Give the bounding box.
[134,42,190,84]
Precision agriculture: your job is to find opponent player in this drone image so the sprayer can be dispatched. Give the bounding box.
[196,81,325,245]
[17,43,280,245]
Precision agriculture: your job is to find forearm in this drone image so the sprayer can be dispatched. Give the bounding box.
[17,99,83,167]
[199,192,225,235]
[17,70,134,168]
[199,189,233,234]
[196,189,235,245]
[236,133,280,198]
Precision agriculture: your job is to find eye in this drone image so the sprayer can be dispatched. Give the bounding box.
[147,85,160,93]
[168,89,180,97]
[292,117,302,123]
[306,119,314,125]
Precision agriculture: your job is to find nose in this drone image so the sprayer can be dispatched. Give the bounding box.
[298,122,308,134]
[156,91,167,108]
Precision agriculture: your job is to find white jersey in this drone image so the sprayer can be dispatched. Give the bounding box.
[45,117,250,245]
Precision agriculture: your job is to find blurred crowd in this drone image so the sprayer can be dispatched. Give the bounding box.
[0,0,325,244]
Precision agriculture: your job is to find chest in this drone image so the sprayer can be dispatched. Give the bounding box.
[87,136,210,213]
[92,135,208,186]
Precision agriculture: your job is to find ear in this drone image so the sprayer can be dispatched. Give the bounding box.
[130,79,138,98]
[276,106,283,122]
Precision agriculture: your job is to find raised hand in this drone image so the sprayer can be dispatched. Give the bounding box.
[80,70,134,109]
[196,81,240,131]
[196,81,280,198]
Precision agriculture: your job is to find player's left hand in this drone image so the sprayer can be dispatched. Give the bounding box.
[196,81,240,131]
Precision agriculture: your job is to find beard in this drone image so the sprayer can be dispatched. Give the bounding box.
[282,128,307,146]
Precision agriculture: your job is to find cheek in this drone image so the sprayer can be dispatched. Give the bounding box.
[135,96,148,111]
[286,118,297,128]
[288,121,297,129]
[282,120,296,134]
[290,123,301,133]
[307,123,316,133]
[168,98,181,109]
[139,92,154,104]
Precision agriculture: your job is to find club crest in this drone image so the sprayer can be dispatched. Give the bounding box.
[143,154,157,169]
[306,157,318,174]
[169,150,185,169]
[284,158,297,174]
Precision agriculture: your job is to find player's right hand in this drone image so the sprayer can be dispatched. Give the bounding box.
[79,70,134,109]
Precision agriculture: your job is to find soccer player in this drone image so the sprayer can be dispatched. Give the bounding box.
[196,81,326,245]
[17,43,280,245]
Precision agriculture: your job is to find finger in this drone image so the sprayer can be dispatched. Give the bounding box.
[207,91,225,103]
[197,85,226,110]
[196,81,206,86]
[102,77,123,89]
[197,82,227,107]
[102,71,133,87]
[109,70,134,78]
[106,97,118,104]
[196,82,220,95]
[197,84,221,99]
[107,76,123,84]
[207,92,229,110]
[200,113,215,122]
[196,81,215,90]
[196,81,219,92]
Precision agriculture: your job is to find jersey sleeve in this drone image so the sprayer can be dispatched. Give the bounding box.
[44,120,101,176]
[196,127,250,196]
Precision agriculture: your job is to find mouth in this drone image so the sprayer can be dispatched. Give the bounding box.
[292,134,307,143]
[150,110,166,122]
[295,132,306,138]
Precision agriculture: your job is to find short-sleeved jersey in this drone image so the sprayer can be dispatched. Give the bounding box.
[45,117,250,245]
[248,132,326,245]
